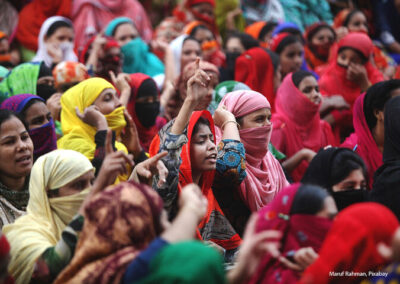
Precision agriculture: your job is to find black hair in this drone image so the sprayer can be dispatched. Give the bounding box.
[0,109,28,131]
[259,22,278,41]
[225,31,260,50]
[182,36,201,46]
[306,24,336,43]
[46,20,72,38]
[330,150,367,187]
[290,184,329,215]
[292,70,315,88]
[343,9,364,28]
[20,99,45,121]
[190,25,213,39]
[111,21,136,37]
[275,35,303,54]
[338,46,368,63]
[38,62,53,78]
[57,81,81,93]
[192,116,211,136]
[364,79,400,131]
[266,49,280,71]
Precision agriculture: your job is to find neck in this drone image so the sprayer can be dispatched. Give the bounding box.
[0,174,26,192]
[192,170,202,185]
[372,126,384,153]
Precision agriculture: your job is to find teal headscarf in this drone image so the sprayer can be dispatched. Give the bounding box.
[0,62,41,103]
[104,17,165,77]
[137,241,226,284]
[0,66,9,79]
[208,80,250,114]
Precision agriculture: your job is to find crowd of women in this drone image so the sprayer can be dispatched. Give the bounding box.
[1,0,400,283]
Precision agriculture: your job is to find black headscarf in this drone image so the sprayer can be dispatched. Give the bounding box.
[383,96,400,163]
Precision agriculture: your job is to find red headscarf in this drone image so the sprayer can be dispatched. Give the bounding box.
[149,111,241,250]
[249,183,333,284]
[299,202,399,284]
[15,0,72,51]
[271,73,336,182]
[234,47,276,110]
[127,73,160,152]
[340,93,382,189]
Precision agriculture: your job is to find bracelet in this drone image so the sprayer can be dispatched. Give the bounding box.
[221,120,240,131]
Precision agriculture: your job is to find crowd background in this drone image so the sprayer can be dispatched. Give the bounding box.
[1,0,400,283]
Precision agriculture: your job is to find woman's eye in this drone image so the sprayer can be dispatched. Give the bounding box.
[21,134,29,141]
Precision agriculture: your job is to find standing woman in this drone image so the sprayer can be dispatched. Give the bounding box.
[0,110,33,228]
[32,16,77,68]
[271,70,336,182]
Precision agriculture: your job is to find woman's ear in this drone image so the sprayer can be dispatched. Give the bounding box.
[373,109,384,122]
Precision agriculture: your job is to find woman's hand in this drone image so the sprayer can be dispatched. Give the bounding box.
[347,62,370,91]
[213,105,236,128]
[76,105,108,130]
[179,183,208,221]
[109,71,131,94]
[279,247,318,272]
[186,58,211,110]
[46,93,62,121]
[129,151,168,187]
[121,110,142,157]
[80,130,134,214]
[46,42,63,63]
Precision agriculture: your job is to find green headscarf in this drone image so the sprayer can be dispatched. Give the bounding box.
[0,66,9,79]
[208,80,250,114]
[0,62,41,103]
[137,241,226,284]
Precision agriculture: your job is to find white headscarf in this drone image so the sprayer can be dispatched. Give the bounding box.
[32,16,78,67]
[169,34,187,77]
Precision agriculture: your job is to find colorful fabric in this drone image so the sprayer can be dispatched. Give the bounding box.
[137,241,226,284]
[15,0,72,51]
[1,94,58,161]
[340,93,382,188]
[0,179,29,229]
[3,150,94,284]
[215,0,245,39]
[208,80,250,114]
[127,73,160,151]
[245,21,267,40]
[57,77,128,161]
[299,203,399,284]
[241,0,285,24]
[54,181,164,284]
[53,61,89,87]
[271,73,336,181]
[72,0,153,52]
[234,47,276,109]
[249,183,333,284]
[0,62,41,102]
[0,66,9,79]
[32,16,78,68]
[217,90,289,211]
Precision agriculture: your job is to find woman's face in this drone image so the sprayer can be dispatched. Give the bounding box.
[332,169,367,192]
[240,107,271,129]
[279,42,303,77]
[347,12,368,33]
[225,37,245,54]
[298,76,322,105]
[181,39,202,71]
[273,65,282,93]
[191,3,214,21]
[337,48,364,68]
[193,28,214,45]
[44,27,74,45]
[56,170,95,197]
[316,196,338,219]
[0,117,33,180]
[93,88,122,115]
[114,23,139,46]
[24,101,52,130]
[311,28,335,46]
[190,123,217,173]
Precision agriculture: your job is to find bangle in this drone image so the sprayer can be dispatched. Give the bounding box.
[221,120,239,131]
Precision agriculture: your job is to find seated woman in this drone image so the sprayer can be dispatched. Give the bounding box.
[1,94,57,161]
[0,61,58,102]
[271,70,336,181]
[104,17,165,83]
[318,32,384,143]
[57,77,140,181]
[302,147,368,211]
[299,203,399,284]
[32,16,77,68]
[3,147,131,284]
[304,22,336,70]
[371,96,400,220]
[216,90,289,230]
[249,183,337,284]
[0,109,33,228]
[341,80,400,188]
[150,60,244,259]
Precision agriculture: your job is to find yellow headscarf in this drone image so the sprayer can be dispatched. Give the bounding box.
[3,150,94,284]
[57,77,128,160]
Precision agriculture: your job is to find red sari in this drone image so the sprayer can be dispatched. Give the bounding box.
[318,32,384,143]
[271,73,336,182]
[149,111,241,250]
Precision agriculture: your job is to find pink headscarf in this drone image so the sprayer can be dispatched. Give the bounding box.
[216,90,289,211]
[271,73,336,181]
[340,93,382,188]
